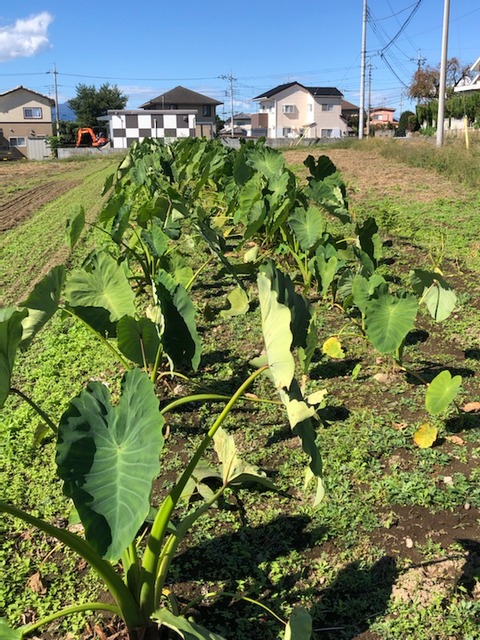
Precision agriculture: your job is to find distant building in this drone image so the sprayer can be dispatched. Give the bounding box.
[252,82,348,139]
[139,86,222,138]
[0,85,55,159]
[99,109,197,149]
[220,112,252,137]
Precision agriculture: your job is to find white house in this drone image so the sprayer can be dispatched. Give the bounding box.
[252,82,347,139]
[454,56,480,94]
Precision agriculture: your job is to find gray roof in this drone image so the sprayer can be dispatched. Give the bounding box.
[0,85,55,106]
[139,85,222,108]
[253,82,343,100]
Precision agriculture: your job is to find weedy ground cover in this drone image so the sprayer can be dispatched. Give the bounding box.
[1,139,480,639]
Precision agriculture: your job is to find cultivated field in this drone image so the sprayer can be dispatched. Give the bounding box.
[1,139,479,640]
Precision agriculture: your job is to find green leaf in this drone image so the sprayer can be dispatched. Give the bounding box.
[66,206,85,249]
[0,617,24,639]
[356,217,382,265]
[364,292,418,355]
[152,608,226,639]
[410,269,457,322]
[284,607,313,640]
[288,206,324,251]
[19,266,65,348]
[246,145,285,180]
[65,251,135,322]
[141,225,169,259]
[213,427,276,490]
[304,154,337,181]
[56,369,164,561]
[314,254,338,299]
[220,287,250,318]
[351,274,386,315]
[298,314,318,374]
[425,370,462,415]
[260,261,311,349]
[257,272,295,390]
[155,270,201,370]
[0,308,28,408]
[279,379,323,506]
[117,316,161,366]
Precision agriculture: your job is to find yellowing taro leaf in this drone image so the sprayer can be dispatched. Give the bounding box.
[413,423,438,449]
[322,336,345,359]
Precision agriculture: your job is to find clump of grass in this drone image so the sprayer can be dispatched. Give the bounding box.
[374,138,480,190]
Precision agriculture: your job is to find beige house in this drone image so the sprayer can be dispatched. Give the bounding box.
[252,82,347,139]
[0,86,55,159]
[139,86,222,139]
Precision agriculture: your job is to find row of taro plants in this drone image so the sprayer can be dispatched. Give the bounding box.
[1,137,461,639]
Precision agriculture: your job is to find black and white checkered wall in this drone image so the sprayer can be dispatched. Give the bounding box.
[108,111,196,148]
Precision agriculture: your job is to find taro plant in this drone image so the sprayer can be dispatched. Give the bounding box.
[1,258,320,639]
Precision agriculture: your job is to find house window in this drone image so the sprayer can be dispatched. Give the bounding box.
[24,107,42,119]
[321,129,333,138]
[372,114,383,120]
[202,105,212,117]
[308,104,313,112]
[282,105,294,113]
[282,127,292,136]
[9,137,26,147]
[321,104,333,111]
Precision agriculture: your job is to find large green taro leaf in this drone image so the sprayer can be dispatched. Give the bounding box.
[425,370,462,415]
[56,368,164,561]
[0,617,23,639]
[288,206,325,251]
[117,316,161,366]
[0,308,28,409]
[64,251,135,323]
[245,144,285,180]
[260,261,310,349]
[155,269,201,371]
[410,269,457,322]
[364,292,418,355]
[257,271,295,390]
[19,266,65,348]
[284,607,313,640]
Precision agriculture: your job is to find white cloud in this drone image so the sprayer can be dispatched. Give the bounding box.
[0,12,53,62]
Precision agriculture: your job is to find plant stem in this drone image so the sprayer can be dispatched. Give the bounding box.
[139,365,269,617]
[160,392,281,415]
[9,388,57,434]
[0,501,145,631]
[19,602,121,637]
[62,307,131,370]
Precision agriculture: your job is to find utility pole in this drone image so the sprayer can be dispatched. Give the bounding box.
[47,63,60,135]
[359,0,367,139]
[366,61,372,137]
[436,0,450,147]
[220,73,236,136]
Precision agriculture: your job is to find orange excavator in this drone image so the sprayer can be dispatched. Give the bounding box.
[76,127,109,148]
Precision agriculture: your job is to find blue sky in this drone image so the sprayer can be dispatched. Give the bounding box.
[0,1,478,118]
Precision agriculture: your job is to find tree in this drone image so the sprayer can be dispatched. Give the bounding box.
[408,58,471,104]
[408,66,439,103]
[397,110,417,136]
[68,83,128,128]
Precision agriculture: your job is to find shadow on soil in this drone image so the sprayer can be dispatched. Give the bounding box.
[171,514,398,639]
